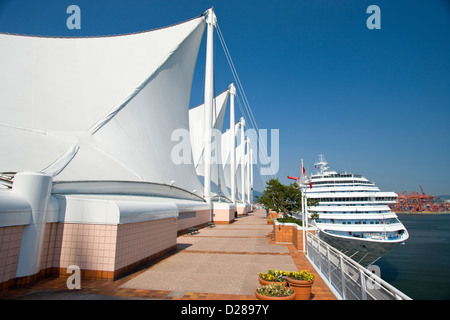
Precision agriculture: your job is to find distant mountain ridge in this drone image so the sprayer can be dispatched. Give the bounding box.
[253,190,263,203]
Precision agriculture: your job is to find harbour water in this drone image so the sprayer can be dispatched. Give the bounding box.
[376,213,450,300]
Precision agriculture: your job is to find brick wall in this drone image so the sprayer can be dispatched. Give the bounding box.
[2,209,208,290]
[48,218,177,281]
[213,208,235,224]
[115,218,177,271]
[177,209,210,234]
[273,222,304,251]
[0,226,23,290]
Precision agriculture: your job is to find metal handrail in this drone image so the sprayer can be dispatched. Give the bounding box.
[305,231,411,300]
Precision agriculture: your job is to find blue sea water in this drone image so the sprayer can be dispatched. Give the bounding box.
[376,214,450,300]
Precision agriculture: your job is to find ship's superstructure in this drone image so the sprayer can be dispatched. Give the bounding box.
[305,154,409,267]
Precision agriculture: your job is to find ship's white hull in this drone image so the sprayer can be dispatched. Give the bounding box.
[318,229,404,267]
[297,154,409,267]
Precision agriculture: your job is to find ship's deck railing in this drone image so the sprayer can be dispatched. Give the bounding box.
[321,229,409,242]
[305,231,411,300]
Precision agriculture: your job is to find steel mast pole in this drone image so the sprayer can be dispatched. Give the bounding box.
[229,83,236,206]
[250,148,253,206]
[203,8,216,209]
[240,117,246,204]
[246,138,250,204]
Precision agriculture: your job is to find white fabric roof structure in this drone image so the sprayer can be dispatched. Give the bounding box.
[235,142,247,202]
[221,122,240,201]
[189,89,230,199]
[0,17,207,200]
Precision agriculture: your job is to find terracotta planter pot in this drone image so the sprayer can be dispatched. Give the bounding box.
[286,277,314,300]
[258,276,287,287]
[269,211,279,219]
[254,288,295,300]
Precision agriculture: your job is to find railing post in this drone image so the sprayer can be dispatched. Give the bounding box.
[306,232,310,259]
[318,239,322,271]
[312,236,317,264]
[312,236,317,263]
[327,246,331,282]
[340,255,346,300]
[304,231,411,300]
[360,269,367,300]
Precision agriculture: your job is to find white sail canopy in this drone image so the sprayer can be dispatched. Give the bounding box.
[221,122,240,200]
[189,89,230,199]
[235,142,247,202]
[0,17,206,199]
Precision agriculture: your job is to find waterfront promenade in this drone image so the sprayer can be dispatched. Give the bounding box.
[0,209,336,300]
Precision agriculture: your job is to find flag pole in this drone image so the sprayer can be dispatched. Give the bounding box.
[301,158,306,253]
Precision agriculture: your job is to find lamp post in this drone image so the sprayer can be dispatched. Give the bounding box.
[300,158,310,253]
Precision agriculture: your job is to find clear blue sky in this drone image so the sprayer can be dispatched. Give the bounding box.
[1,0,449,196]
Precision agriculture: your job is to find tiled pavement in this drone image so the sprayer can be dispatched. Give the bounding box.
[0,209,336,300]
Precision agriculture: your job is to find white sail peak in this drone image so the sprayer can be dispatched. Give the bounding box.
[204,8,217,27]
[228,83,236,96]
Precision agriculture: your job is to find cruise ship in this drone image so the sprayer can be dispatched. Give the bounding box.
[304,155,409,267]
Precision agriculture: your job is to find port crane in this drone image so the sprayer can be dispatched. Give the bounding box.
[390,186,450,213]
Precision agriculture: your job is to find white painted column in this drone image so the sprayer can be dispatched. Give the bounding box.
[250,148,253,205]
[240,117,245,203]
[13,172,52,278]
[301,158,306,252]
[246,138,250,204]
[229,83,236,206]
[203,8,216,207]
[302,186,306,252]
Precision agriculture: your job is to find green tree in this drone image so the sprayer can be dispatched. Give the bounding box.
[256,178,303,219]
